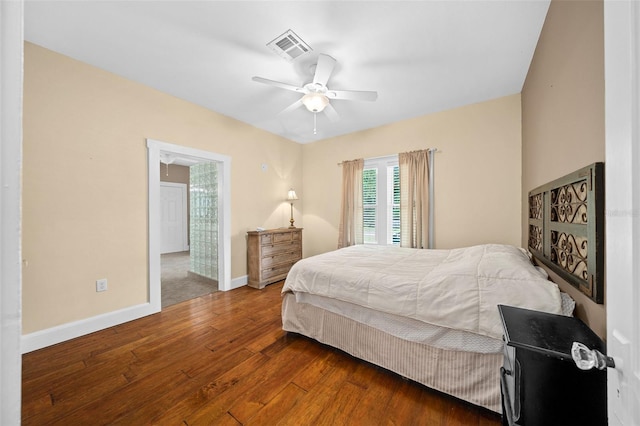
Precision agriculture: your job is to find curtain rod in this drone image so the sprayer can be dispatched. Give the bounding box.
[337,148,438,166]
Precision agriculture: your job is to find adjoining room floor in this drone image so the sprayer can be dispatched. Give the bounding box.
[161,251,217,308]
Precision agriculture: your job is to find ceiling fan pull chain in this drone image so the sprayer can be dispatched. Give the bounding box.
[313,112,317,135]
[166,162,169,176]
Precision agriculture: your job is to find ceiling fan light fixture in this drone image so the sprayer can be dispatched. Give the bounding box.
[301,93,329,112]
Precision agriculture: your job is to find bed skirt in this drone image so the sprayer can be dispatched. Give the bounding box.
[281,292,503,413]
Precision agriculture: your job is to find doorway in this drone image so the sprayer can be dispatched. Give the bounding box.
[147,139,231,313]
[159,161,220,307]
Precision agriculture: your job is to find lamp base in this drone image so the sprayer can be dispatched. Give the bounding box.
[289,203,295,228]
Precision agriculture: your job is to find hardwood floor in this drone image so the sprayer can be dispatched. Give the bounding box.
[22,281,502,425]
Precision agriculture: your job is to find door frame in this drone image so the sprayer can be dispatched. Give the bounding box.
[147,139,232,314]
[1,0,23,423]
[160,182,188,254]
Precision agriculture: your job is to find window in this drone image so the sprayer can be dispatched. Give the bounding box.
[363,156,400,245]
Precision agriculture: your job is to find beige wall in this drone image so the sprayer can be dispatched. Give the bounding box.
[22,43,302,333]
[521,0,605,337]
[302,94,523,257]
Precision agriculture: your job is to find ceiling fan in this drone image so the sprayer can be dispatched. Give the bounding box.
[252,53,378,122]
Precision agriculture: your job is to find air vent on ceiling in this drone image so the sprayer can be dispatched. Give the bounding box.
[267,29,312,61]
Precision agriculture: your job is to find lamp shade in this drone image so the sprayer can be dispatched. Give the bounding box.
[287,189,298,201]
[301,93,329,112]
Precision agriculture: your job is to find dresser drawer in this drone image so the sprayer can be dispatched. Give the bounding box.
[272,231,298,244]
[261,230,300,244]
[260,234,274,245]
[261,262,296,280]
[261,250,301,268]
[262,241,301,256]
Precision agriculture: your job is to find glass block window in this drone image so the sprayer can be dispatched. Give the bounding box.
[189,162,218,280]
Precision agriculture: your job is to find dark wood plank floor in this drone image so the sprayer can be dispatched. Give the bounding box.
[22,281,502,425]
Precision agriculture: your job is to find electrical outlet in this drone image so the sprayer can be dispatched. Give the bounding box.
[96,278,108,292]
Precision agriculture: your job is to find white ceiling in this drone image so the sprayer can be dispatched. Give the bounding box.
[24,1,550,144]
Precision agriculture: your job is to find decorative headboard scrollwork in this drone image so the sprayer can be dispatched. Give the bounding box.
[528,163,604,303]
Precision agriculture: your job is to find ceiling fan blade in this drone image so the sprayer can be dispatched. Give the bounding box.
[252,76,305,93]
[312,54,337,87]
[277,99,304,116]
[327,90,378,102]
[323,103,340,122]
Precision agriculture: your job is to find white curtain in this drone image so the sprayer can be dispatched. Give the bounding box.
[338,159,364,248]
[399,149,431,249]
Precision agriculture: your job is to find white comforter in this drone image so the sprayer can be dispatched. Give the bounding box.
[282,244,562,340]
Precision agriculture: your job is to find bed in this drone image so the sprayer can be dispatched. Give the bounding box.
[281,243,575,413]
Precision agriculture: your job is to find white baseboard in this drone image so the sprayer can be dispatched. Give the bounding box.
[22,276,249,353]
[21,302,159,354]
[229,275,247,290]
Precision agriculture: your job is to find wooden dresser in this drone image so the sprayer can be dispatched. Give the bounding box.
[247,228,302,289]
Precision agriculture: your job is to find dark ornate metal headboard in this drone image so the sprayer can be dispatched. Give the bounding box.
[528,162,605,303]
